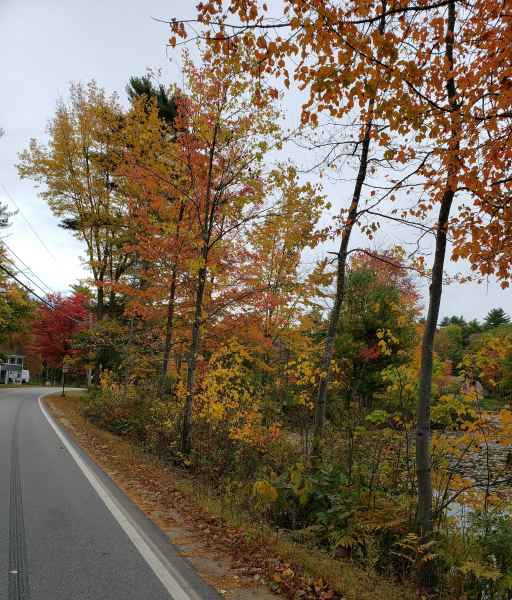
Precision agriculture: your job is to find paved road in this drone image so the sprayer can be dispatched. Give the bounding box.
[0,387,221,600]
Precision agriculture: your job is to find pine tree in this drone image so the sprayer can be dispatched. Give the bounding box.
[126,76,177,126]
[484,308,511,329]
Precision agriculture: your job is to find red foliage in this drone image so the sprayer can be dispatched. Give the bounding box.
[351,250,421,309]
[359,345,380,362]
[31,293,90,368]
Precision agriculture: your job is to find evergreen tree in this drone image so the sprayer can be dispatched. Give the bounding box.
[126,76,177,126]
[440,315,466,327]
[484,308,511,329]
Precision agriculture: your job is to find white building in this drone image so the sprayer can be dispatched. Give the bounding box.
[0,354,29,384]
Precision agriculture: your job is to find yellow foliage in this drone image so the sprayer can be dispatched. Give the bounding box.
[197,340,280,446]
[253,479,278,504]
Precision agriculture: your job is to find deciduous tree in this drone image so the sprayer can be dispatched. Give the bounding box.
[170,0,512,538]
[161,50,284,454]
[31,293,89,369]
[18,82,134,321]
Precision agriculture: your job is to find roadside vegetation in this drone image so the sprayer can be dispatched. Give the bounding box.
[46,390,417,600]
[4,2,512,598]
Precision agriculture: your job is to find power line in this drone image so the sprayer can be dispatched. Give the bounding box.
[3,254,50,297]
[0,263,83,324]
[3,242,54,294]
[0,183,59,264]
[0,263,54,308]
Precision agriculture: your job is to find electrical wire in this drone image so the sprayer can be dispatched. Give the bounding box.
[3,241,54,294]
[0,263,54,307]
[1,183,59,263]
[3,254,50,297]
[0,263,83,324]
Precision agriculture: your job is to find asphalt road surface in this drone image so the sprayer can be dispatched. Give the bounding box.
[0,387,221,600]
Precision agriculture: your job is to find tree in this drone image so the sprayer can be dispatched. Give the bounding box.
[172,50,284,454]
[0,282,34,347]
[435,317,483,372]
[484,308,511,330]
[440,316,466,327]
[0,204,34,347]
[31,293,89,370]
[126,75,178,126]
[116,87,188,389]
[241,165,324,344]
[17,82,133,321]
[434,323,465,369]
[460,329,512,402]
[173,1,402,455]
[334,251,420,409]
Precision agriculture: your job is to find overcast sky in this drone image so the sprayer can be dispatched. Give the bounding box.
[0,0,509,320]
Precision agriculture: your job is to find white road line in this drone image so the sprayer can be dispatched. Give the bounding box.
[38,395,193,600]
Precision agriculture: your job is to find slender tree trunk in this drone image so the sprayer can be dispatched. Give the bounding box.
[161,265,178,390]
[96,283,104,321]
[108,288,116,315]
[416,0,458,538]
[313,117,374,452]
[161,199,186,390]
[181,261,208,455]
[174,94,225,457]
[415,191,453,535]
[180,113,219,455]
[92,281,105,386]
[123,317,134,392]
[313,3,386,456]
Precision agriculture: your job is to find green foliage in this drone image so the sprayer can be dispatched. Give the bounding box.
[126,75,178,125]
[484,308,511,330]
[436,316,483,372]
[268,463,363,550]
[435,323,466,368]
[0,282,34,345]
[365,409,391,426]
[331,257,419,411]
[437,511,512,599]
[473,512,512,579]
[431,393,477,429]
[390,533,438,582]
[460,326,512,401]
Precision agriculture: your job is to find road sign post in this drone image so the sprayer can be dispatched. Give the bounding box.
[62,362,70,397]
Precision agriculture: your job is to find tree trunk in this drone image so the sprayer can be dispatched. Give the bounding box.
[161,198,186,391]
[313,116,374,453]
[180,113,219,455]
[92,282,105,386]
[181,262,208,455]
[415,191,453,536]
[160,266,178,392]
[96,283,104,321]
[313,3,386,456]
[416,0,458,538]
